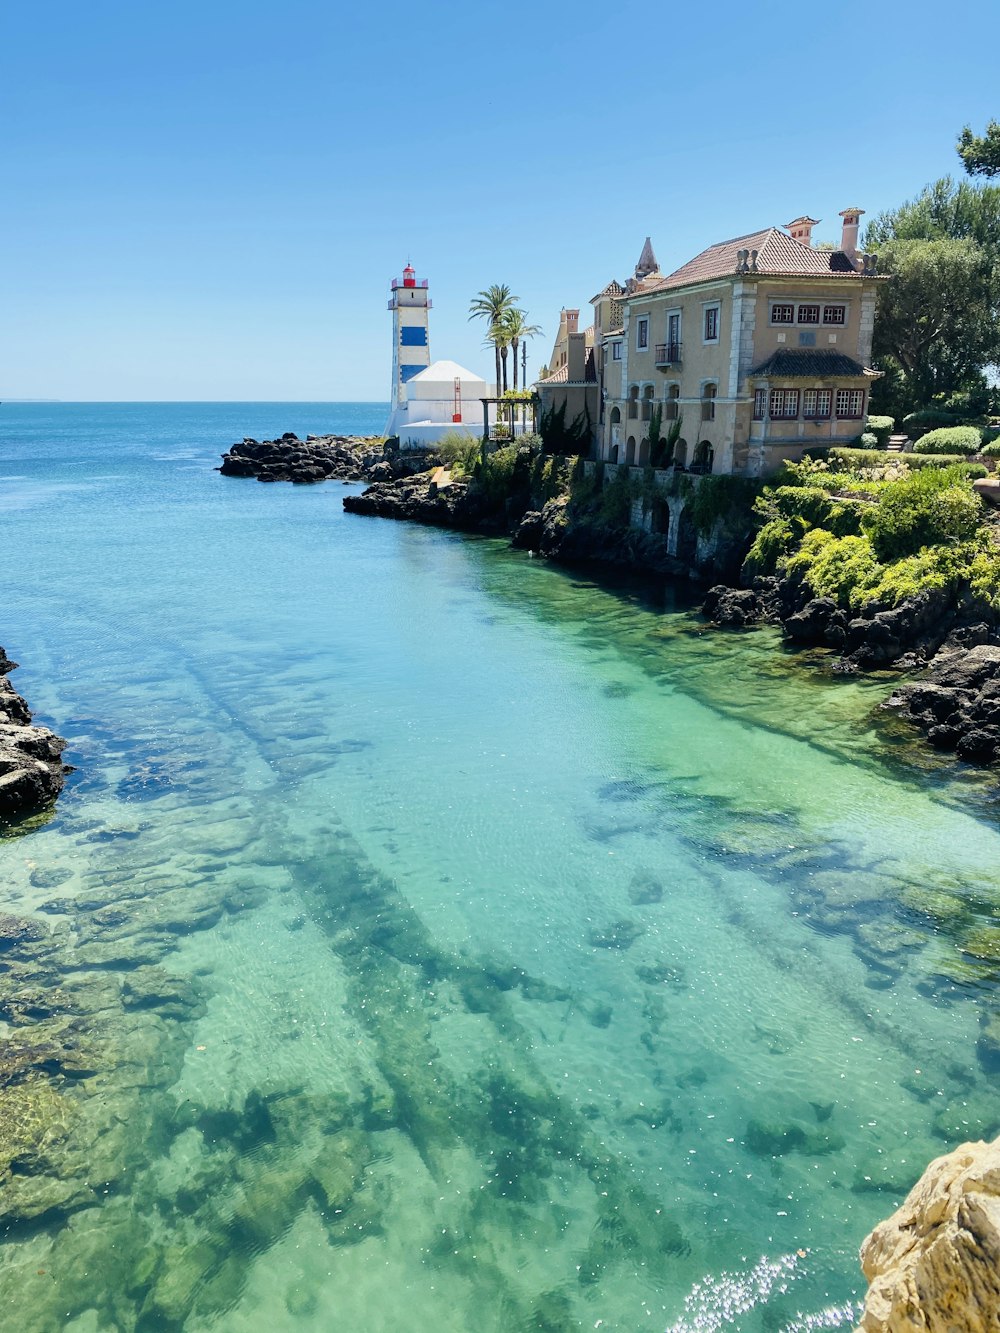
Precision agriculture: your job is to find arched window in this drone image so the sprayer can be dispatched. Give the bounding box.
[638,438,651,466]
[609,443,619,464]
[701,383,717,422]
[664,384,680,421]
[625,436,636,465]
[641,385,654,422]
[627,386,639,420]
[673,438,688,468]
[610,405,621,425]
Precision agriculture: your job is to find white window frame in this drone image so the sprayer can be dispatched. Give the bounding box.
[803,389,832,420]
[836,388,865,419]
[612,341,622,361]
[753,388,768,420]
[769,388,800,420]
[770,303,795,326]
[797,303,820,325]
[822,304,847,326]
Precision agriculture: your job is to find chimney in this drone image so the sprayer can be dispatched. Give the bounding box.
[839,208,865,259]
[785,215,820,248]
[565,308,580,335]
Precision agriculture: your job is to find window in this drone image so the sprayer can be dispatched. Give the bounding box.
[836,389,865,419]
[803,389,832,419]
[753,388,767,420]
[769,389,800,419]
[771,303,794,325]
[667,312,681,345]
[823,305,846,325]
[612,341,622,361]
[701,383,717,422]
[664,384,680,420]
[637,318,649,350]
[703,305,720,342]
[797,304,820,325]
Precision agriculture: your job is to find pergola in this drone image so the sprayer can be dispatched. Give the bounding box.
[479,396,539,444]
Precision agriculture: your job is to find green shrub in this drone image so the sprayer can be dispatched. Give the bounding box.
[819,447,985,474]
[683,475,761,535]
[969,546,1000,609]
[853,431,880,449]
[742,516,808,579]
[902,409,967,439]
[436,431,482,475]
[865,415,895,447]
[529,453,572,503]
[477,444,522,505]
[866,544,969,606]
[763,485,835,527]
[784,531,880,607]
[912,426,984,455]
[862,466,981,561]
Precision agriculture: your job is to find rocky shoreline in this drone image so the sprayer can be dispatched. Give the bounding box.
[0,646,69,824]
[703,579,1000,766]
[222,438,1000,770]
[218,432,434,485]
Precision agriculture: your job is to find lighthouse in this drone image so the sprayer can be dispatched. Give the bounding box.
[385,261,492,447]
[387,263,431,418]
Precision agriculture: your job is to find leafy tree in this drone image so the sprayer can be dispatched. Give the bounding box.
[865,176,1000,252]
[958,120,1000,178]
[469,285,518,397]
[868,236,1000,413]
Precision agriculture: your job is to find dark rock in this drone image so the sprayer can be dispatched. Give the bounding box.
[703,586,760,628]
[219,432,436,486]
[956,727,1000,763]
[511,510,544,551]
[783,598,844,645]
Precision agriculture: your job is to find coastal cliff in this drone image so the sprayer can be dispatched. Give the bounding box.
[0,646,68,824]
[856,1136,1000,1332]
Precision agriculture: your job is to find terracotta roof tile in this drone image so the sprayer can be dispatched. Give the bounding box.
[643,228,863,294]
[540,365,569,383]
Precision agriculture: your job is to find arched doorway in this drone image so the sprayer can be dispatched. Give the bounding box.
[610,406,621,425]
[609,443,619,463]
[625,436,636,465]
[694,441,714,474]
[638,438,651,466]
[673,437,688,469]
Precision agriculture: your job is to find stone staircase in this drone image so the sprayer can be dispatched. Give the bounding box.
[885,434,911,453]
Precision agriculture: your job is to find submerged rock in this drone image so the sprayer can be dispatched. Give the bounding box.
[887,642,1000,767]
[857,1136,1000,1332]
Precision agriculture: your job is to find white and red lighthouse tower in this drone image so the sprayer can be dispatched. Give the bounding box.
[387,263,432,430]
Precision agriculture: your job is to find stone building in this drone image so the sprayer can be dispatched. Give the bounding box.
[596,209,883,475]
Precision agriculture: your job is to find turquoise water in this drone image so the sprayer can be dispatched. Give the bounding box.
[1,403,999,1332]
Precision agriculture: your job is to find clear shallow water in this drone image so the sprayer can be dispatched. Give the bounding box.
[0,403,999,1332]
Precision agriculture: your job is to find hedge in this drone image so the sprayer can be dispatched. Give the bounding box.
[806,447,989,478]
[911,426,984,455]
[865,415,895,447]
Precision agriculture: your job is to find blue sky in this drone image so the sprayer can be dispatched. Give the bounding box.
[3,0,998,401]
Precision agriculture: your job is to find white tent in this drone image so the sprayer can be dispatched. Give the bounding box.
[386,360,491,447]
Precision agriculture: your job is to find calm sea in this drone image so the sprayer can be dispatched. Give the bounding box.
[0,402,998,1332]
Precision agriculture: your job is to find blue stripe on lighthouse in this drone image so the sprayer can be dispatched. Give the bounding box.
[400,326,428,346]
[400,365,423,382]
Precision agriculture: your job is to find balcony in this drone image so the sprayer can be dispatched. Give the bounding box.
[654,342,682,367]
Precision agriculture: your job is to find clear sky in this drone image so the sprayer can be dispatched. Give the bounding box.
[3,0,998,401]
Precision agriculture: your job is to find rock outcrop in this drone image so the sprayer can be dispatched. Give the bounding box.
[218,433,435,485]
[343,471,505,532]
[885,642,1000,764]
[0,648,69,823]
[856,1136,1000,1332]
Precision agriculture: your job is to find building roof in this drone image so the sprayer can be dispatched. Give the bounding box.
[747,349,871,378]
[541,364,569,383]
[590,278,625,303]
[643,228,862,295]
[409,359,488,386]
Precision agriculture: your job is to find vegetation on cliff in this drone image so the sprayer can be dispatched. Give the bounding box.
[744,454,1000,613]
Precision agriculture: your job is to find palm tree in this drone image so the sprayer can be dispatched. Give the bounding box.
[501,309,542,392]
[469,285,517,396]
[492,319,512,394]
